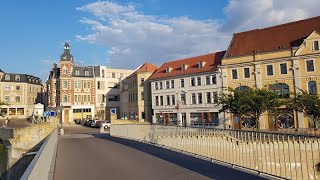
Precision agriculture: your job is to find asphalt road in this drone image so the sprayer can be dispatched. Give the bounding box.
[53,126,266,180]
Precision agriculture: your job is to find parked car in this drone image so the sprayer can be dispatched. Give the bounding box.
[90,120,100,127]
[96,120,104,127]
[101,121,111,129]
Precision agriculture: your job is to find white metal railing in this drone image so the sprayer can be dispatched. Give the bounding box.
[21,128,58,180]
[110,124,320,180]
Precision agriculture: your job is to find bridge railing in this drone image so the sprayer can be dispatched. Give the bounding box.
[110,124,320,180]
[20,128,58,180]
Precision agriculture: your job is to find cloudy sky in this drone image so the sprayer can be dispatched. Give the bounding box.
[0,0,319,81]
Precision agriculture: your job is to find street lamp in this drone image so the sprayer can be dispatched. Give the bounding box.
[100,103,105,121]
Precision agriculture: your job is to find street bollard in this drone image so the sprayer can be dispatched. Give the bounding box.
[100,126,104,133]
[60,128,64,135]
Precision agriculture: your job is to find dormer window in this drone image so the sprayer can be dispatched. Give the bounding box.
[314,40,319,51]
[165,67,172,74]
[15,75,20,81]
[198,61,206,68]
[85,71,89,76]
[5,75,10,81]
[75,70,80,76]
[182,64,188,71]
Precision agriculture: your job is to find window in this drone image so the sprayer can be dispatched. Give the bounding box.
[63,95,68,102]
[159,82,163,89]
[182,64,186,71]
[191,93,196,104]
[155,82,158,90]
[108,95,119,101]
[16,86,20,91]
[267,65,273,76]
[235,86,250,91]
[181,93,186,104]
[4,86,10,91]
[314,41,319,51]
[5,75,10,81]
[190,77,195,86]
[112,73,116,78]
[306,60,315,72]
[232,69,238,79]
[269,83,290,98]
[198,61,203,68]
[97,81,101,89]
[74,81,82,89]
[198,93,202,104]
[15,75,20,81]
[180,79,185,88]
[244,67,250,78]
[4,96,10,102]
[166,95,170,105]
[171,95,175,105]
[84,81,91,89]
[197,77,201,86]
[213,92,218,103]
[102,69,105,78]
[74,95,78,102]
[308,81,317,94]
[63,81,68,89]
[206,92,211,103]
[63,69,67,75]
[171,80,174,88]
[166,81,170,89]
[155,96,159,106]
[141,78,144,85]
[212,75,217,84]
[206,76,210,85]
[85,71,89,76]
[141,92,144,100]
[75,70,80,76]
[160,96,163,105]
[280,63,287,74]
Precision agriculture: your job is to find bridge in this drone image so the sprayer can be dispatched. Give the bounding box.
[18,124,320,180]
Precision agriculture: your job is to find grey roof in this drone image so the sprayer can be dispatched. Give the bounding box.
[72,66,94,78]
[60,43,73,61]
[1,73,42,85]
[94,66,100,77]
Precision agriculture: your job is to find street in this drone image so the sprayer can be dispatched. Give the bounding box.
[53,126,265,180]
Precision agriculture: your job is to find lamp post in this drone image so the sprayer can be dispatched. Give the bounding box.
[100,103,105,121]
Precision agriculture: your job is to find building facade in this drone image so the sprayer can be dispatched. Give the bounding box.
[120,63,158,122]
[95,66,132,120]
[149,52,226,126]
[221,16,320,129]
[0,69,43,119]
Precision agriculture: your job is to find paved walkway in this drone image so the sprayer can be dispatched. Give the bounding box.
[53,126,266,180]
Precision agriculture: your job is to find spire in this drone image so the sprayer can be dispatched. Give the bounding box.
[60,43,73,61]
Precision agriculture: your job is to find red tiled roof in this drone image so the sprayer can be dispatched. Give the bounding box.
[149,51,225,80]
[136,63,158,73]
[225,16,320,58]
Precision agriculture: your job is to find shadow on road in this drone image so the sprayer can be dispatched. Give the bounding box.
[93,133,267,180]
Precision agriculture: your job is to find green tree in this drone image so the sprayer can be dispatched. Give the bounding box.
[219,87,284,129]
[291,90,320,127]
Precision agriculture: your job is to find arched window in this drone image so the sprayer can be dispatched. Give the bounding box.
[269,83,290,98]
[308,81,317,94]
[235,86,251,91]
[15,75,20,81]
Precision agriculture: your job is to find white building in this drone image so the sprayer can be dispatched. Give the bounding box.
[149,52,226,126]
[95,66,133,120]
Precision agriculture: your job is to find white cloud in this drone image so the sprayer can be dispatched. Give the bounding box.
[223,0,320,32]
[76,0,320,69]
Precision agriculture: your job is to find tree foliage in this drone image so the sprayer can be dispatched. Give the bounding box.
[219,87,284,128]
[291,90,320,123]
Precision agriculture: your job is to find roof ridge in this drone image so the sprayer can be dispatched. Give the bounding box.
[234,15,320,35]
[162,51,225,65]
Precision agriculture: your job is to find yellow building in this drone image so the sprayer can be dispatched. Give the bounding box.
[221,16,320,129]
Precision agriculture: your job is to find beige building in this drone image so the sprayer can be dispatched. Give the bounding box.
[0,69,44,119]
[221,16,320,129]
[149,52,225,126]
[120,63,158,122]
[95,66,132,120]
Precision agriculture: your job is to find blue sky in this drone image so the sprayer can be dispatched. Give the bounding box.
[0,0,319,82]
